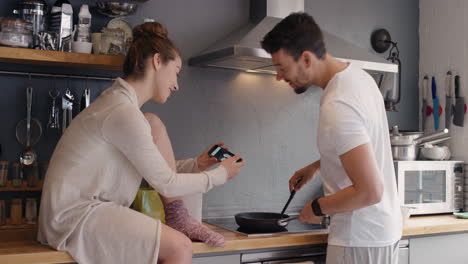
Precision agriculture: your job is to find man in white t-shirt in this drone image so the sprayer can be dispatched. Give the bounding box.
[261,13,402,264]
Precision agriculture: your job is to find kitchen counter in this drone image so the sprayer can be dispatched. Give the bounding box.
[2,214,468,263]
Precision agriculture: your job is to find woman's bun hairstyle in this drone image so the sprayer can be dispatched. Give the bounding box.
[133,22,168,40]
[123,22,179,78]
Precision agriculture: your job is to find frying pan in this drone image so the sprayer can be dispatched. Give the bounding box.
[235,180,303,232]
[235,212,298,232]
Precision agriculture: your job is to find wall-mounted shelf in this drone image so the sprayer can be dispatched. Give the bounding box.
[0,181,43,192]
[0,186,42,192]
[0,46,125,71]
[0,223,36,230]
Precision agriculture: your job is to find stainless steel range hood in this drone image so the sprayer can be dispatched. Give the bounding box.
[188,0,398,75]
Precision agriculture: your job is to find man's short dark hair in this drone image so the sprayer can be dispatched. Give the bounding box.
[261,12,326,60]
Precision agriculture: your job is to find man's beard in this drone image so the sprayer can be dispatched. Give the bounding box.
[294,86,309,94]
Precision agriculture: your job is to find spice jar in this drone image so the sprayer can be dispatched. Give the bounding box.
[0,161,8,187]
[39,161,49,187]
[25,198,37,224]
[100,27,125,55]
[25,162,39,188]
[0,200,5,225]
[11,163,23,188]
[10,199,23,225]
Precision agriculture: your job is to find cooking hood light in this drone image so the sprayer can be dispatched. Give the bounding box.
[189,0,398,75]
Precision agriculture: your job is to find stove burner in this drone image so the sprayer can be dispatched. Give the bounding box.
[204,217,327,237]
[236,226,288,234]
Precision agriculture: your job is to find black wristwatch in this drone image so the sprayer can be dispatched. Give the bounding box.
[311,198,325,216]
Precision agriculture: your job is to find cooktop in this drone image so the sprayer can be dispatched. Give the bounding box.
[204,216,327,237]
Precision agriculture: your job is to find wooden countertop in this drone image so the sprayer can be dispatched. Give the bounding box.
[402,214,468,237]
[2,214,468,263]
[192,223,328,255]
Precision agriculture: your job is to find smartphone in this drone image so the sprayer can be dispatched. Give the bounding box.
[208,145,243,162]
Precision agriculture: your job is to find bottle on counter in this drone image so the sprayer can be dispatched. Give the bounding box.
[76,4,91,43]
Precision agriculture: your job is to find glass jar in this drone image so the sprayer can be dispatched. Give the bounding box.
[0,161,8,187]
[15,0,48,48]
[11,163,24,188]
[100,27,125,55]
[25,162,39,188]
[25,198,37,224]
[0,17,33,48]
[0,200,5,225]
[39,161,49,187]
[10,198,23,225]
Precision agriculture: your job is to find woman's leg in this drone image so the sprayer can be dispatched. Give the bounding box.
[158,224,193,264]
[144,113,225,247]
[143,113,178,204]
[68,203,191,264]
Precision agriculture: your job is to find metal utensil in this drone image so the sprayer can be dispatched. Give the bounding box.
[413,128,449,145]
[18,84,39,166]
[390,125,424,146]
[445,71,453,129]
[47,88,60,129]
[80,88,90,112]
[453,75,466,127]
[278,215,330,228]
[418,136,451,147]
[62,89,74,134]
[16,86,42,146]
[278,215,298,227]
[20,148,37,166]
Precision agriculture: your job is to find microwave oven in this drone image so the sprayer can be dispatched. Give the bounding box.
[394,160,464,215]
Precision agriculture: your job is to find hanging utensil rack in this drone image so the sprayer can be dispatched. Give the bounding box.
[0,70,115,81]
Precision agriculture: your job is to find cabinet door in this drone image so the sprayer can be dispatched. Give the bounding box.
[193,254,240,264]
[399,247,409,264]
[410,233,468,264]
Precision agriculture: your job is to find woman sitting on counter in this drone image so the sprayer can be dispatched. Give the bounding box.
[37,21,245,264]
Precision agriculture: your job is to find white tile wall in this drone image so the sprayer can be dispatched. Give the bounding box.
[420,0,468,162]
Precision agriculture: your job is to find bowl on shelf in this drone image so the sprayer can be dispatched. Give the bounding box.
[420,145,451,160]
[96,2,138,17]
[72,41,92,54]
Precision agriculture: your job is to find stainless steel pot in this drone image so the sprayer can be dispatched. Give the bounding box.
[392,145,419,161]
[391,128,449,161]
[390,126,424,145]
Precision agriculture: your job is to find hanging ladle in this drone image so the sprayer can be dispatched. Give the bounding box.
[17,77,40,166]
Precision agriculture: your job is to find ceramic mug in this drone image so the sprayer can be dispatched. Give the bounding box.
[91,33,102,54]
